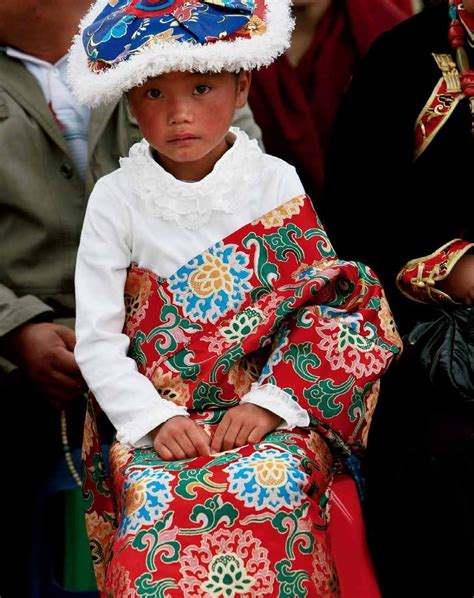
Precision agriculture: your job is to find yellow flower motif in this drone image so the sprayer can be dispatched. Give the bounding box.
[244,15,267,36]
[378,294,401,347]
[291,258,339,281]
[189,253,234,298]
[82,409,94,459]
[254,456,289,487]
[255,195,305,229]
[151,366,190,406]
[124,482,147,516]
[228,355,262,398]
[85,511,115,590]
[142,29,185,46]
[360,380,380,448]
[109,442,133,486]
[305,432,333,482]
[124,271,152,320]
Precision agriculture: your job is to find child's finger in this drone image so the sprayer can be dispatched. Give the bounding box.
[211,416,230,453]
[155,444,175,461]
[162,437,187,460]
[247,426,266,444]
[187,424,210,456]
[234,423,254,448]
[176,432,198,459]
[222,420,242,451]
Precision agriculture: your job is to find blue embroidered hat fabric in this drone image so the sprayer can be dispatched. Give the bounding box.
[84,0,256,68]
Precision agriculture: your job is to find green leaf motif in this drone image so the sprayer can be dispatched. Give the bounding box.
[88,454,111,497]
[243,232,279,290]
[192,381,238,410]
[181,495,239,535]
[210,345,245,383]
[348,384,368,437]
[132,512,180,571]
[283,342,320,382]
[175,469,227,500]
[167,349,200,381]
[135,574,178,597]
[304,377,354,418]
[272,503,314,559]
[129,331,147,367]
[275,559,310,597]
[146,304,201,355]
[264,224,304,263]
[304,226,336,259]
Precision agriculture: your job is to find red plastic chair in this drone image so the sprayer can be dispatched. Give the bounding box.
[328,474,381,598]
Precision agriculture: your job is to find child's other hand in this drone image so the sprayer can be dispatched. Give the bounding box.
[152,416,211,461]
[437,254,474,305]
[211,403,282,454]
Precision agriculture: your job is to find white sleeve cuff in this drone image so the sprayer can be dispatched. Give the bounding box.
[240,382,310,430]
[117,403,189,448]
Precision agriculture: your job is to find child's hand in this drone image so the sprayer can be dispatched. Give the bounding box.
[211,403,282,454]
[437,254,474,305]
[152,416,210,461]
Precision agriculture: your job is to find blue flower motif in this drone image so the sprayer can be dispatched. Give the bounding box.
[224,449,306,512]
[319,306,363,332]
[117,467,175,539]
[98,14,135,44]
[168,243,253,324]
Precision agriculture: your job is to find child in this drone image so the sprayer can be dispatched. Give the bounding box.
[70,0,401,595]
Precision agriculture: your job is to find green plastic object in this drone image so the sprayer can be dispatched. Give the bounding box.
[62,488,97,591]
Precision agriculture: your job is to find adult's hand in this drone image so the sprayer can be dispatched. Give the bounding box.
[2,322,86,404]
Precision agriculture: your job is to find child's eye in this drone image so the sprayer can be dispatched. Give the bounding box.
[194,85,210,95]
[145,88,162,99]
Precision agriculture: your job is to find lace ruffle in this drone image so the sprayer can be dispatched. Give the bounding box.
[240,382,310,430]
[120,127,262,230]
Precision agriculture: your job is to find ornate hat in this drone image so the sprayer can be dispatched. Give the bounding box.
[68,0,294,106]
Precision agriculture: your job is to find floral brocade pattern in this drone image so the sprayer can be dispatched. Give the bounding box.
[83,196,401,596]
[83,0,264,71]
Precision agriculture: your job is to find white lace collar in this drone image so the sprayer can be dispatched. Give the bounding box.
[120,127,262,230]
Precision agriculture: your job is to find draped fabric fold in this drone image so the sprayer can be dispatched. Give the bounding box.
[82,196,401,595]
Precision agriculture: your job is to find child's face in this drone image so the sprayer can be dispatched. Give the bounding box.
[127,70,251,180]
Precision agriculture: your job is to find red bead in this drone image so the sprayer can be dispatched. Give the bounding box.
[449,24,465,39]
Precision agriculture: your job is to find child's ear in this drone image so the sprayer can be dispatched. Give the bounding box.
[235,70,252,109]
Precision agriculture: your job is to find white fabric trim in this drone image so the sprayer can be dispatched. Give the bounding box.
[120,128,261,230]
[240,383,310,430]
[67,0,294,107]
[120,404,189,448]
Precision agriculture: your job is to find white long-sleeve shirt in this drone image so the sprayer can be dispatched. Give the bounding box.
[75,128,310,448]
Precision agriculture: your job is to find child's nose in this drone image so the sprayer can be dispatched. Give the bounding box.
[167,98,193,125]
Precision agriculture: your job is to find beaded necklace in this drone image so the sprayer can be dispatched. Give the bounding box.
[61,408,82,487]
[449,0,474,135]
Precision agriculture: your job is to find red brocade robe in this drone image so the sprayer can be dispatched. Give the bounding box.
[83,196,401,597]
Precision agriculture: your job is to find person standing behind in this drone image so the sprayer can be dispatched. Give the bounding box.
[323,1,473,596]
[248,0,414,200]
[0,1,261,595]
